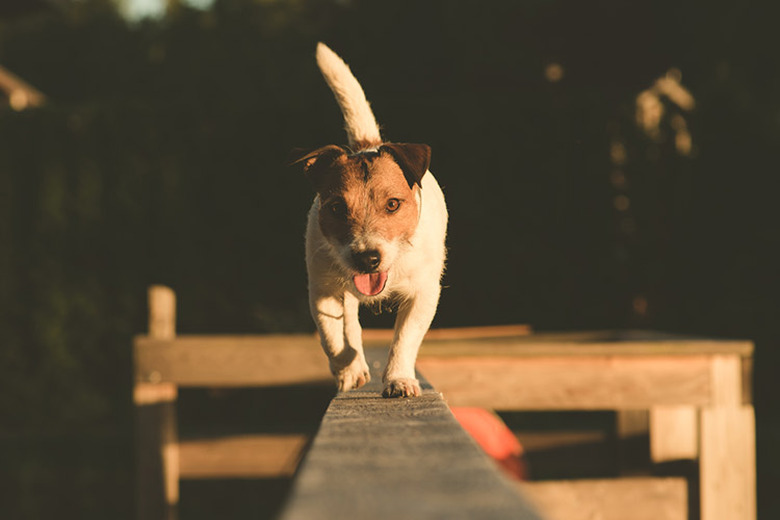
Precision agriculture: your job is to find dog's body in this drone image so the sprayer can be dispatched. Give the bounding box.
[298,43,448,397]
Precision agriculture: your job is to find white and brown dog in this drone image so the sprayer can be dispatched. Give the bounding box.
[294,43,448,398]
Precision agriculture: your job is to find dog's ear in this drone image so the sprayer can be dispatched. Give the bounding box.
[379,143,431,189]
[290,145,346,188]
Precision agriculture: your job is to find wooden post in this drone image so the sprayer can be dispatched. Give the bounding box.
[700,406,756,520]
[650,406,698,462]
[135,285,179,520]
[699,355,756,520]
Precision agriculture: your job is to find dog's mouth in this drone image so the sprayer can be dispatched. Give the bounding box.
[353,271,388,296]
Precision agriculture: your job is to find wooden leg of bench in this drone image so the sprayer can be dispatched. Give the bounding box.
[135,382,179,520]
[699,405,756,520]
[650,406,698,462]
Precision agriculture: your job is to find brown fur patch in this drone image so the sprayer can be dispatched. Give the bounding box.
[315,151,420,247]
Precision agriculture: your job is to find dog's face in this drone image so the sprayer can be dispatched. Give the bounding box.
[296,143,430,296]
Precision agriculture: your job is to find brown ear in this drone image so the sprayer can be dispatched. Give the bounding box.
[290,145,346,188]
[379,143,431,188]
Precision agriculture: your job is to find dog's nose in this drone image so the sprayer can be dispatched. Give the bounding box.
[352,250,381,272]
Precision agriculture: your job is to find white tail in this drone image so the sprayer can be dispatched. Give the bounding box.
[316,42,382,149]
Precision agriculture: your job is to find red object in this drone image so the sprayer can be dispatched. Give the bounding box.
[451,407,528,480]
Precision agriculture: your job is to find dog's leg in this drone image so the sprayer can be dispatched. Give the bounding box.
[310,290,370,391]
[382,283,441,397]
[342,290,370,386]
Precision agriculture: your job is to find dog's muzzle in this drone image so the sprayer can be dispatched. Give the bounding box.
[351,249,381,273]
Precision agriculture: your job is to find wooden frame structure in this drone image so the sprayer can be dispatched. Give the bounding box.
[417,331,756,520]
[134,286,755,520]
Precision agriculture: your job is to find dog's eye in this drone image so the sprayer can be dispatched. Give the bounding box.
[328,201,347,218]
[386,198,401,213]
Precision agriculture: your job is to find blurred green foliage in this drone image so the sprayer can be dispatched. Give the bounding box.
[0,0,778,518]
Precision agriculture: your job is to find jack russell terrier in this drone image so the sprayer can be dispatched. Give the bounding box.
[293,43,448,398]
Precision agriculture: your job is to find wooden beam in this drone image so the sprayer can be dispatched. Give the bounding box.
[134,335,331,386]
[278,351,541,520]
[134,333,753,393]
[179,435,309,479]
[417,356,714,409]
[519,477,687,520]
[361,324,532,341]
[418,336,754,358]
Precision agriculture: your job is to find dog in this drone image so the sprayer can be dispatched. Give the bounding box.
[293,43,448,398]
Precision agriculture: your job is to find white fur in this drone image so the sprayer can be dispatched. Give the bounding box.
[306,43,448,397]
[315,42,382,148]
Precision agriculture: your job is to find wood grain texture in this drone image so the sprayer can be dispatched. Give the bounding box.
[279,349,541,520]
[519,478,687,520]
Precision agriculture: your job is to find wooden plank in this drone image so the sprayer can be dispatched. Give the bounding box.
[417,356,714,409]
[650,406,698,462]
[134,333,753,392]
[419,336,754,358]
[700,406,756,520]
[278,351,541,520]
[519,477,687,520]
[134,335,332,386]
[361,324,532,341]
[179,435,309,479]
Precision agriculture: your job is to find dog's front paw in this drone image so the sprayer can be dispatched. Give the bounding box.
[332,357,371,392]
[382,378,421,398]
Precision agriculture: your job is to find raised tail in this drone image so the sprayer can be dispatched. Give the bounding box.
[316,42,382,150]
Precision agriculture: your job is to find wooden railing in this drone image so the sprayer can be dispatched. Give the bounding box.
[134,286,756,520]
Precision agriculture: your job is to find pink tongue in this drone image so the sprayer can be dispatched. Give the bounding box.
[353,272,388,296]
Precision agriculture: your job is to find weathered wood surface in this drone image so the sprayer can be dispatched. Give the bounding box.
[278,350,541,520]
[519,477,687,520]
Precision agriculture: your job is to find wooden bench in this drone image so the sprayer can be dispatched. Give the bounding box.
[134,286,755,520]
[134,287,537,519]
[416,330,756,520]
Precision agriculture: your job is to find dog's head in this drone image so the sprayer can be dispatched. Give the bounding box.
[293,143,431,296]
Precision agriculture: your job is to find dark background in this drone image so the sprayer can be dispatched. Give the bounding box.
[0,0,778,518]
